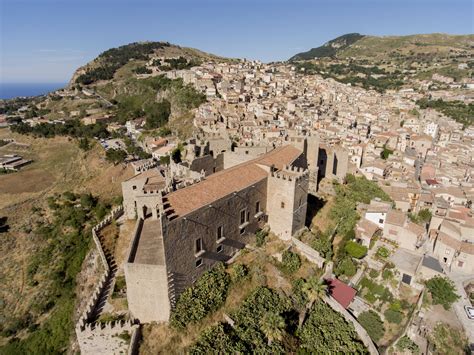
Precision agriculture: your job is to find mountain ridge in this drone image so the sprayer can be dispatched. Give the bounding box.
[289,32,474,61]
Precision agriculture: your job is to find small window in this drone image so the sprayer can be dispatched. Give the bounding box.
[247,211,250,222]
[195,259,203,268]
[281,201,285,209]
[378,219,384,224]
[255,201,261,213]
[217,245,223,253]
[240,209,247,224]
[240,227,245,235]
[195,238,202,253]
[458,261,464,267]
[217,226,223,240]
[132,185,137,190]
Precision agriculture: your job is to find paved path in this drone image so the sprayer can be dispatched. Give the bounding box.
[447,272,474,347]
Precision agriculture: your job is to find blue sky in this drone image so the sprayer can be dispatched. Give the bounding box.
[1,0,473,83]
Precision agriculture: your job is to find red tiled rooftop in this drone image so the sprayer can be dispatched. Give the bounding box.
[166,145,302,217]
[327,278,357,309]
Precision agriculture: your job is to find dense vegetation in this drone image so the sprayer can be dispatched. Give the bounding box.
[114,75,205,126]
[290,33,365,60]
[189,286,367,353]
[416,98,474,128]
[156,56,201,71]
[76,42,170,84]
[1,192,110,354]
[170,263,230,328]
[425,276,460,310]
[11,119,109,139]
[358,310,385,343]
[329,175,391,277]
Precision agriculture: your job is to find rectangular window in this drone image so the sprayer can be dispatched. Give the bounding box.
[256,201,261,213]
[195,238,202,253]
[195,259,202,268]
[217,245,223,253]
[281,201,285,209]
[240,209,247,224]
[379,219,384,224]
[217,226,223,241]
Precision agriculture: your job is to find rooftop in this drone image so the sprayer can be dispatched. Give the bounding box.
[166,145,302,217]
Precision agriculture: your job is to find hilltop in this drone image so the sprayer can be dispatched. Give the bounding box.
[290,33,365,60]
[290,33,474,61]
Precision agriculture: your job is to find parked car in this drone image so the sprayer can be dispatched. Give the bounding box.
[465,305,474,320]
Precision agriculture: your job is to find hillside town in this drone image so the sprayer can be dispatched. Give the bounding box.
[1,43,473,354]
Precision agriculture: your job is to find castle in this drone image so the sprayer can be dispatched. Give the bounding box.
[122,137,347,323]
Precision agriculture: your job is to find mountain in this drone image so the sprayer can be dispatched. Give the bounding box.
[289,33,365,61]
[70,41,226,86]
[289,33,474,61]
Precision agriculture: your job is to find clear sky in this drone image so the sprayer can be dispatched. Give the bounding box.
[1,0,473,83]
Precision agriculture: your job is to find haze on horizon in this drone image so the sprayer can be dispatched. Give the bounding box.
[1,0,473,83]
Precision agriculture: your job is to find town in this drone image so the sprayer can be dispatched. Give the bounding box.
[1,33,473,355]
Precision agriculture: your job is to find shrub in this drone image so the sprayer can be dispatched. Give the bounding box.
[281,250,301,274]
[376,246,390,258]
[396,335,419,353]
[382,269,393,280]
[358,310,385,343]
[170,263,230,328]
[425,276,460,310]
[384,309,403,324]
[298,300,366,353]
[344,241,368,259]
[255,229,268,247]
[231,264,249,283]
[335,257,357,277]
[369,269,379,279]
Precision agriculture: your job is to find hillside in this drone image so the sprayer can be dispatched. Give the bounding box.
[70,41,226,86]
[290,33,474,61]
[290,33,365,60]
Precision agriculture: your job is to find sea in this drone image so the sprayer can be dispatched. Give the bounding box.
[0,82,67,100]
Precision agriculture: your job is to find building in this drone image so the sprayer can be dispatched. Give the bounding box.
[123,145,310,323]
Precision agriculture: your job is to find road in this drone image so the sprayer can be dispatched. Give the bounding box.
[447,272,474,348]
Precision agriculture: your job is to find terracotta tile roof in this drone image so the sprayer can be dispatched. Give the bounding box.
[327,278,357,309]
[166,145,302,217]
[385,210,406,227]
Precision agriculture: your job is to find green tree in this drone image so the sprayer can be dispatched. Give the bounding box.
[380,145,394,160]
[298,300,367,353]
[345,240,368,259]
[425,276,460,310]
[281,250,301,273]
[259,312,285,345]
[335,257,357,277]
[396,335,419,353]
[299,277,327,326]
[358,310,385,343]
[384,309,403,324]
[105,148,127,165]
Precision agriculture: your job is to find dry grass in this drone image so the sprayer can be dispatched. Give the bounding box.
[0,128,133,339]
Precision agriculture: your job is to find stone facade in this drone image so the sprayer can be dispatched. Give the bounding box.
[123,145,312,323]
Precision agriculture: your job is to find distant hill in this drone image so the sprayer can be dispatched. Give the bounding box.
[289,33,365,61]
[70,41,227,86]
[290,33,474,61]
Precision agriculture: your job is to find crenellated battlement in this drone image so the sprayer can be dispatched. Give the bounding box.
[75,205,140,355]
[270,165,309,183]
